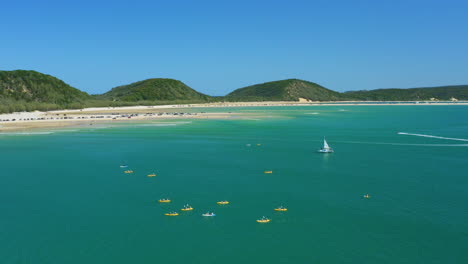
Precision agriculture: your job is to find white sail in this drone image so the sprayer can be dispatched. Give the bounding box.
[323,138,330,149]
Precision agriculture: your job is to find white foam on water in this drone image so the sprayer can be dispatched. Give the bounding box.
[133,121,192,127]
[167,121,192,125]
[135,123,178,127]
[0,121,194,136]
[0,131,54,136]
[305,112,320,115]
[398,132,468,142]
[53,129,79,132]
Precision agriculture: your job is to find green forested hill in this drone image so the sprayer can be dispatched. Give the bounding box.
[0,70,90,103]
[0,70,91,112]
[225,79,342,101]
[98,78,211,102]
[343,85,468,101]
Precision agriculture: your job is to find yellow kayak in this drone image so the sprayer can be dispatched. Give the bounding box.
[124,170,134,174]
[181,205,193,211]
[158,199,171,203]
[274,207,288,211]
[257,217,271,223]
[147,173,157,177]
[164,212,179,216]
[217,201,229,205]
[264,171,273,174]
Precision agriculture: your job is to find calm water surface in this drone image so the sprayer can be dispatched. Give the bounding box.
[1,106,467,263]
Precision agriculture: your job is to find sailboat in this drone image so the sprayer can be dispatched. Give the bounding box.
[318,137,334,153]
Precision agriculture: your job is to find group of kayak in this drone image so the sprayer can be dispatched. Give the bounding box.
[159,199,287,223]
[161,201,220,217]
[120,165,157,177]
[120,164,289,223]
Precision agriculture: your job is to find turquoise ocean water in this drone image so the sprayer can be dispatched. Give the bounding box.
[0,106,467,263]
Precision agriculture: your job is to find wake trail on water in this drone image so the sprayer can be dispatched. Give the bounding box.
[335,140,468,147]
[398,132,468,142]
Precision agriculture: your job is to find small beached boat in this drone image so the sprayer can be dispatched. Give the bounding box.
[256,216,271,223]
[318,137,334,153]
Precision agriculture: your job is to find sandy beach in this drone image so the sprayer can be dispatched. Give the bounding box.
[0,110,240,132]
[1,101,467,132]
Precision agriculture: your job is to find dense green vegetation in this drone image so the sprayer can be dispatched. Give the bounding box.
[0,70,90,113]
[98,78,211,102]
[343,85,468,101]
[0,70,90,103]
[0,72,214,113]
[225,79,342,101]
[0,70,467,114]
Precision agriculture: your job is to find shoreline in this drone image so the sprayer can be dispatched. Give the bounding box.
[1,101,467,132]
[0,112,246,132]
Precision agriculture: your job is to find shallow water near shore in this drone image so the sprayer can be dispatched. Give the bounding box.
[1,105,467,264]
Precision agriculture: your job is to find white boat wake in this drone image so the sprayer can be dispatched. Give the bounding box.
[335,140,468,147]
[398,132,468,142]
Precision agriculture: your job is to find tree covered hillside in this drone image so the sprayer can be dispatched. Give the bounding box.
[0,70,90,112]
[344,85,468,101]
[98,78,211,102]
[225,79,342,101]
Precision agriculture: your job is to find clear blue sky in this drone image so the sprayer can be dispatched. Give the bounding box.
[1,0,467,95]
